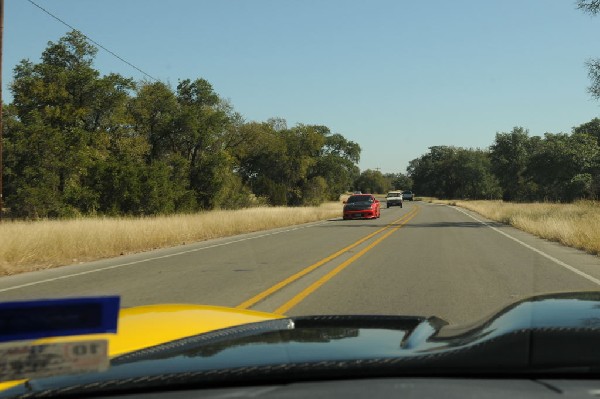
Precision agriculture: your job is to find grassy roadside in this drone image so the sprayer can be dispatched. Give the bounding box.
[0,202,343,276]
[429,199,600,256]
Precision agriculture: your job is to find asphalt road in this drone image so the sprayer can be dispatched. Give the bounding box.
[1,201,600,325]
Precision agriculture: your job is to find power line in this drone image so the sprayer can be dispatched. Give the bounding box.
[26,0,158,81]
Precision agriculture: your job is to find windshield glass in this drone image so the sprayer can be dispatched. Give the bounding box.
[1,0,600,394]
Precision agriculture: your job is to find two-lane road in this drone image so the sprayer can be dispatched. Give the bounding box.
[1,202,600,325]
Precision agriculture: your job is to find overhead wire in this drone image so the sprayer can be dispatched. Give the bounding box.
[26,0,158,81]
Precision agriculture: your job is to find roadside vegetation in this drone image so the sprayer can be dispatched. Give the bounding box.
[406,1,600,203]
[408,125,600,202]
[3,31,361,219]
[0,202,343,276]
[431,199,600,257]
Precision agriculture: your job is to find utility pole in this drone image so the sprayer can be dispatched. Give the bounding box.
[0,0,4,221]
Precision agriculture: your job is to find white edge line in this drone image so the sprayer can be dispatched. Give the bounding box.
[449,206,600,287]
[0,220,330,294]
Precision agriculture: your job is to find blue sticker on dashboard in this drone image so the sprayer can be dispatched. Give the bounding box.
[0,296,120,342]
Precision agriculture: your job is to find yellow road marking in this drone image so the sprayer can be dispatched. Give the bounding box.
[236,206,419,310]
[274,206,420,314]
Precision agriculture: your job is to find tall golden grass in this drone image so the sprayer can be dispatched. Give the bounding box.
[433,200,600,256]
[0,203,342,276]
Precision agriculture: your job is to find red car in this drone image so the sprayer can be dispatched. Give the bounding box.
[343,194,381,220]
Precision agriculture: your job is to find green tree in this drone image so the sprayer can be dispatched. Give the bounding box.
[128,81,199,213]
[526,132,599,201]
[7,31,135,217]
[577,0,600,15]
[408,146,457,198]
[302,176,329,206]
[577,1,600,99]
[229,121,288,205]
[354,169,390,194]
[231,121,360,205]
[573,118,600,145]
[489,127,538,201]
[314,132,361,200]
[4,112,66,217]
[173,79,244,208]
[129,81,179,160]
[452,148,502,199]
[571,119,600,199]
[408,146,501,199]
[384,173,413,191]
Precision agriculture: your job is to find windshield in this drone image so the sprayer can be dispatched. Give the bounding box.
[1,0,600,395]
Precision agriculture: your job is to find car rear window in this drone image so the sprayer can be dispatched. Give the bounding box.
[347,195,372,203]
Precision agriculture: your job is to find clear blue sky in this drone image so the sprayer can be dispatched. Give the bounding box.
[4,0,600,173]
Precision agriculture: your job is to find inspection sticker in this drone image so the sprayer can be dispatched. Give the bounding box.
[0,339,109,382]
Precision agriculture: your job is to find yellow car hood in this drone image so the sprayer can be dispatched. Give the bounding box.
[50,304,284,357]
[0,304,283,391]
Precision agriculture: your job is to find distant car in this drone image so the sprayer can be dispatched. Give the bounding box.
[343,194,380,220]
[352,191,362,194]
[385,191,403,208]
[402,190,414,201]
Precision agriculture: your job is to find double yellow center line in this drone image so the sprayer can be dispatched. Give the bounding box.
[236,206,420,314]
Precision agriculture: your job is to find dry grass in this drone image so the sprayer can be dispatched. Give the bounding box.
[433,199,600,256]
[0,203,343,276]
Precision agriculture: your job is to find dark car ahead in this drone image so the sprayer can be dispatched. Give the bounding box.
[343,194,381,220]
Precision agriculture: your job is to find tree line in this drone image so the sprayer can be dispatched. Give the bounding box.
[3,26,599,218]
[407,1,600,202]
[2,31,361,218]
[407,124,600,201]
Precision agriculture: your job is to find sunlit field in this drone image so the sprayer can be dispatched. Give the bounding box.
[0,203,343,276]
[432,200,600,256]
